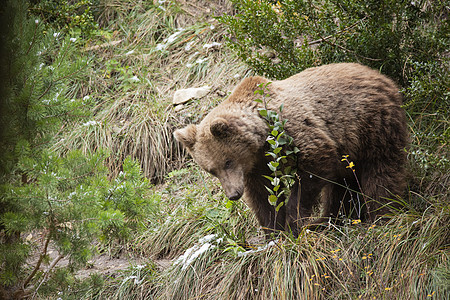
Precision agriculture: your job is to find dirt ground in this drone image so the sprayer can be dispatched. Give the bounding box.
[26,231,172,281]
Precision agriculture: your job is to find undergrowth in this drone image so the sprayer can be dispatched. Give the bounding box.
[3,0,448,299]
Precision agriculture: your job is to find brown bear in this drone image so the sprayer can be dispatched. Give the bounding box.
[174,63,407,235]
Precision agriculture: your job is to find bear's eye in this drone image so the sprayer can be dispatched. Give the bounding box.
[224,160,232,169]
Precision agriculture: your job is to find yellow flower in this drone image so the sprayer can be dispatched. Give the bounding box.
[346,161,355,169]
[315,257,326,261]
[352,219,361,225]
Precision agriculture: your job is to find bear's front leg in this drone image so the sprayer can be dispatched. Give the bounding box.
[285,172,333,235]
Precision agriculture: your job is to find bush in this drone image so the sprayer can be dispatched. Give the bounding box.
[219,0,448,84]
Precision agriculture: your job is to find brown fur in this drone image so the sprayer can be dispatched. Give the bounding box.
[174,63,408,235]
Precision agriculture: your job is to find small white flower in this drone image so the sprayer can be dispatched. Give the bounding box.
[203,42,222,49]
[155,43,166,51]
[129,75,140,82]
[35,19,39,24]
[83,95,90,101]
[53,32,60,38]
[82,120,100,127]
[184,41,195,51]
[70,37,77,42]
[167,29,184,44]
[195,58,208,64]
[210,24,215,30]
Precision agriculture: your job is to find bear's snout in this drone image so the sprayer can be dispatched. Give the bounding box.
[227,190,242,201]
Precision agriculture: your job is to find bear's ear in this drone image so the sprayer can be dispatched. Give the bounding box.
[210,117,232,139]
[174,125,197,150]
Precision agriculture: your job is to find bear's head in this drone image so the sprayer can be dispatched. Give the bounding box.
[174,113,267,201]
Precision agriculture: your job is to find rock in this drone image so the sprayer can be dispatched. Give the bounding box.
[174,104,185,112]
[173,86,211,105]
[216,90,226,97]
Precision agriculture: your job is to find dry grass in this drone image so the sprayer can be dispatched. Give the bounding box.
[141,207,448,300]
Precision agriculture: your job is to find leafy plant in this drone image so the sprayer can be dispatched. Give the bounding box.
[254,83,299,219]
[30,0,98,38]
[219,0,448,85]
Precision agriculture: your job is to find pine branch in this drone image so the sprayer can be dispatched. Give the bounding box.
[22,233,50,289]
[32,253,65,299]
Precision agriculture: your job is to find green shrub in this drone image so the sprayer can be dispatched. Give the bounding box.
[30,0,98,38]
[219,0,448,84]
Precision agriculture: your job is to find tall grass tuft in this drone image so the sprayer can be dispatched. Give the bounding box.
[139,205,448,300]
[53,94,185,182]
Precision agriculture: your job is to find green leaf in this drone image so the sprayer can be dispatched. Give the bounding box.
[268,194,278,206]
[254,98,263,103]
[258,109,267,117]
[272,177,280,186]
[273,147,282,154]
[263,175,274,181]
[225,200,233,209]
[273,185,280,192]
[265,152,277,159]
[268,162,277,172]
[276,156,286,162]
[265,186,274,194]
[267,139,276,145]
[275,201,285,212]
[271,130,279,136]
[284,166,292,174]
